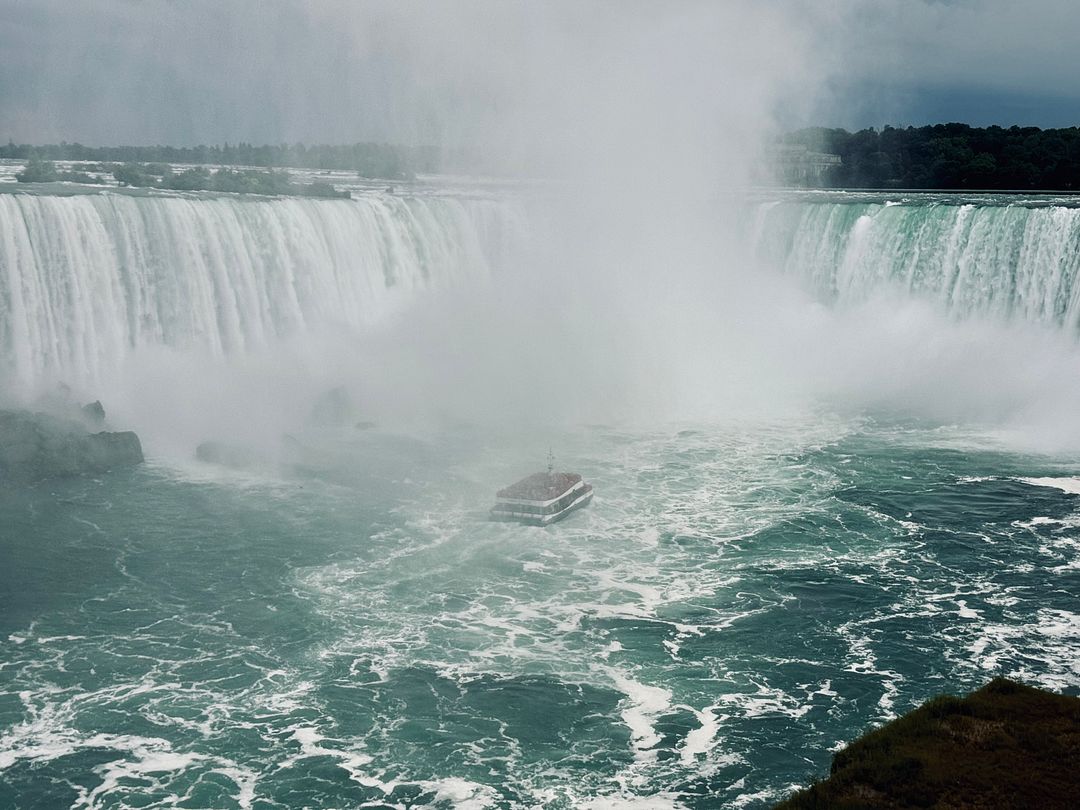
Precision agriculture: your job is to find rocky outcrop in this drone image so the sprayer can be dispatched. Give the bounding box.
[775,678,1080,809]
[81,399,106,426]
[0,409,143,483]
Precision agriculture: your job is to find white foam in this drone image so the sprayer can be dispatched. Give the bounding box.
[638,527,661,545]
[955,600,980,620]
[716,686,816,720]
[678,705,720,766]
[599,640,624,659]
[1019,476,1080,495]
[579,794,680,809]
[425,777,500,809]
[610,672,672,763]
[211,766,258,810]
[732,786,793,808]
[82,748,208,808]
[276,724,392,795]
[966,608,1080,687]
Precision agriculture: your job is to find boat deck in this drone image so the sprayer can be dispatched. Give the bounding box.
[491,471,593,525]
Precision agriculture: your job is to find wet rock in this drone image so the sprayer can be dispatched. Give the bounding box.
[0,409,143,483]
[85,430,143,469]
[81,400,106,426]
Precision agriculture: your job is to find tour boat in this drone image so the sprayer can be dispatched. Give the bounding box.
[490,458,594,525]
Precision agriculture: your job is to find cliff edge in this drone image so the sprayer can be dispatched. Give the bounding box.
[776,678,1080,809]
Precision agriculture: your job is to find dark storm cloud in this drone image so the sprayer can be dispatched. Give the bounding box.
[817,0,1080,128]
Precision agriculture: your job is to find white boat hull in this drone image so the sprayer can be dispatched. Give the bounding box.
[490,488,594,525]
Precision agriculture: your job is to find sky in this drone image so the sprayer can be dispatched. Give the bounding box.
[816,0,1080,130]
[0,0,1077,149]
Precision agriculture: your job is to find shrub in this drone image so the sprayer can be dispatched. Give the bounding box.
[15,158,58,183]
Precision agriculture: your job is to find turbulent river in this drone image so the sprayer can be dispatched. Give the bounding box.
[1,184,1079,809]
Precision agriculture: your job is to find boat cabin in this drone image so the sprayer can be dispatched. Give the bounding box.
[490,469,594,525]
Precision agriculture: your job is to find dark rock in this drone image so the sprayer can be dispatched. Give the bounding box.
[87,431,143,469]
[0,409,143,483]
[81,400,106,426]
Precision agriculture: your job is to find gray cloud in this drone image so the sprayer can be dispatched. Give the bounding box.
[817,0,1080,127]
[0,0,1075,151]
[0,0,823,151]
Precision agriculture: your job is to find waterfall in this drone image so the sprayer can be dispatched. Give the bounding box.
[754,197,1080,331]
[0,191,526,389]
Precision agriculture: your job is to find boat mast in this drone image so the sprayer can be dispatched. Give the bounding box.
[547,448,555,475]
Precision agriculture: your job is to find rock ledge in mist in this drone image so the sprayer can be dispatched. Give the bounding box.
[775,678,1080,810]
[0,408,143,482]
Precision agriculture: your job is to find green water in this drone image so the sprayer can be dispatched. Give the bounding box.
[2,415,1078,808]
[752,192,1080,332]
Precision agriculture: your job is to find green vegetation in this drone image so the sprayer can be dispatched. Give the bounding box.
[775,678,1080,809]
[2,140,434,180]
[15,158,104,185]
[110,163,350,198]
[12,155,350,197]
[780,124,1080,190]
[15,157,58,183]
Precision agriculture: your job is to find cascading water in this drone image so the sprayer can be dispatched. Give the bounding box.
[753,194,1080,331]
[0,190,526,392]
[3,187,1080,810]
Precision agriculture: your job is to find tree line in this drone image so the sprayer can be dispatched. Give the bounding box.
[1,141,436,180]
[780,124,1080,190]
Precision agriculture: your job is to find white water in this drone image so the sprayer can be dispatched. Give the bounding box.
[10,189,1080,444]
[755,197,1080,330]
[0,190,526,394]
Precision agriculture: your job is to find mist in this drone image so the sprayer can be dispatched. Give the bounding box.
[6,0,1080,459]
[7,5,1080,807]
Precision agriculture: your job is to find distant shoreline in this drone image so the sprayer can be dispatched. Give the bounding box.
[778,123,1080,192]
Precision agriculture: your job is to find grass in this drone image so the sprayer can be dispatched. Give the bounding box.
[775,678,1080,809]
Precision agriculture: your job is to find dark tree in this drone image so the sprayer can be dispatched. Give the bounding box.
[780,124,1080,190]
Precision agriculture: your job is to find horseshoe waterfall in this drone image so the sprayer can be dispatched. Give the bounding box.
[2,187,1080,810]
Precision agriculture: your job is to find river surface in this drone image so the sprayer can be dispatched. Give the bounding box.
[1,183,1080,808]
[2,415,1079,808]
